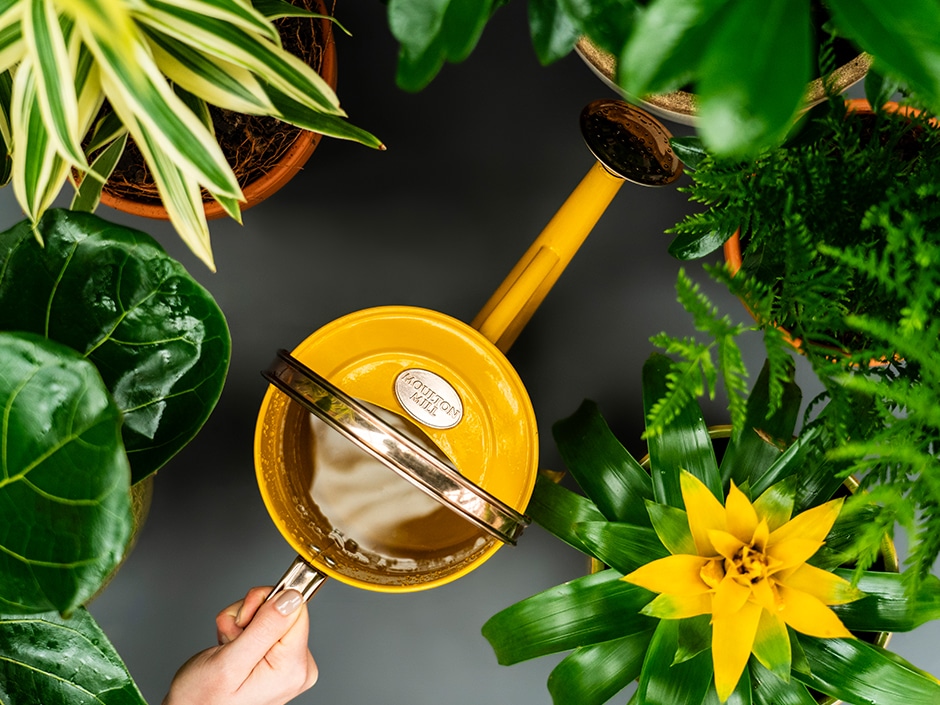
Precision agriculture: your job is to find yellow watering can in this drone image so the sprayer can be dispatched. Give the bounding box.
[254,99,681,599]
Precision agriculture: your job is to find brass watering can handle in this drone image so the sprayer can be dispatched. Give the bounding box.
[471,99,681,353]
[268,555,329,603]
[471,161,624,352]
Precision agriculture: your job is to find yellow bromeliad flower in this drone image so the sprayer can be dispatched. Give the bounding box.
[624,470,865,702]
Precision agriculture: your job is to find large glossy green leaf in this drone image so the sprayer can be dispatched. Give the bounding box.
[642,353,721,508]
[720,359,801,487]
[636,619,713,705]
[562,0,637,57]
[697,0,811,156]
[830,570,940,633]
[794,635,940,705]
[827,0,940,113]
[481,569,656,665]
[575,521,669,575]
[620,0,731,97]
[528,0,579,66]
[0,332,131,616]
[548,631,655,705]
[0,209,231,482]
[389,0,497,92]
[527,472,607,556]
[553,399,653,524]
[0,608,147,704]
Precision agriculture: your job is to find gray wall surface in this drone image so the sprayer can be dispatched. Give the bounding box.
[2,3,937,704]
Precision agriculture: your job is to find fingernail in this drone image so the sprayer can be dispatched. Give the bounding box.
[274,589,303,616]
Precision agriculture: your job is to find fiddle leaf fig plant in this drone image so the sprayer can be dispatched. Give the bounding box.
[0,332,132,616]
[0,208,231,482]
[0,0,382,271]
[0,209,230,701]
[0,608,147,704]
[387,0,940,156]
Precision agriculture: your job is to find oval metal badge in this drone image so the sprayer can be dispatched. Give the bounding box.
[394,369,463,429]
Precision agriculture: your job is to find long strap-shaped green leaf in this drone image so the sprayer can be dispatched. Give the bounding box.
[636,619,713,705]
[134,0,341,116]
[481,569,656,666]
[750,658,816,705]
[23,0,87,169]
[830,569,940,633]
[794,634,940,705]
[527,472,608,555]
[720,359,801,487]
[553,399,654,525]
[83,22,242,201]
[575,522,670,575]
[548,631,656,705]
[642,353,722,508]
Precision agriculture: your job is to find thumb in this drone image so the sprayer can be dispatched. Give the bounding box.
[221,589,305,672]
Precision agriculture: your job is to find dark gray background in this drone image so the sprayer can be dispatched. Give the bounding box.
[2,3,937,703]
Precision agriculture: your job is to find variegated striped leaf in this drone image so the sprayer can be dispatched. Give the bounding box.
[71,129,125,211]
[266,81,385,149]
[252,0,348,35]
[146,27,272,114]
[23,0,87,169]
[134,0,342,116]
[153,0,279,44]
[0,1,24,72]
[126,112,220,270]
[10,58,70,224]
[85,23,242,199]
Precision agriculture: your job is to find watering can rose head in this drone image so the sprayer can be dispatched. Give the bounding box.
[623,470,862,702]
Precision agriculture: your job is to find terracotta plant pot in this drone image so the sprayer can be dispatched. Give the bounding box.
[100,0,337,221]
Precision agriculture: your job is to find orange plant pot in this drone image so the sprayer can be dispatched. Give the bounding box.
[100,0,337,221]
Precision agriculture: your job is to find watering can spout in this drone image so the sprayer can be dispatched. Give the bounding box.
[472,98,682,353]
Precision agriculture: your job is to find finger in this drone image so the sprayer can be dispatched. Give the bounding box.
[235,587,272,628]
[220,589,305,673]
[216,587,271,645]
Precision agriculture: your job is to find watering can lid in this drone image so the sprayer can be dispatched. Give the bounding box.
[262,308,535,546]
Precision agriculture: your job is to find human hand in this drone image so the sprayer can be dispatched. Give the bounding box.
[163,587,317,705]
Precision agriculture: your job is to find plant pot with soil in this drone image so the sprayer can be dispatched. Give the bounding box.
[99,0,343,223]
[0,0,382,270]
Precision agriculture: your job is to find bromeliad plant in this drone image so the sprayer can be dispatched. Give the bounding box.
[0,209,230,702]
[482,353,940,705]
[0,0,382,270]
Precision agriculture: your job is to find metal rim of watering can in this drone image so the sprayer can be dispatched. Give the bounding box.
[579,99,682,187]
[263,348,531,546]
